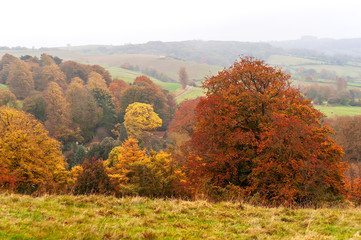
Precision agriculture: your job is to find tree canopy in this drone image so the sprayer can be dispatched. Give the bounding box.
[0,106,67,193]
[187,57,346,206]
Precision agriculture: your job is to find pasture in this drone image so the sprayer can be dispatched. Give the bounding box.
[0,194,360,239]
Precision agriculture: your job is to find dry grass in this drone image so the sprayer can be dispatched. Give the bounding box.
[0,193,360,239]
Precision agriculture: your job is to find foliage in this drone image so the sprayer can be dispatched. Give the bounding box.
[74,156,113,195]
[178,66,189,89]
[169,97,200,136]
[90,64,112,86]
[44,82,82,144]
[60,60,89,84]
[332,116,361,162]
[87,137,119,161]
[0,89,18,108]
[188,57,346,206]
[124,102,162,139]
[0,53,18,84]
[66,79,102,141]
[119,75,175,130]
[104,138,184,197]
[6,60,34,99]
[91,88,117,135]
[22,94,47,122]
[72,145,87,168]
[36,63,67,91]
[0,106,67,193]
[108,78,129,113]
[87,71,108,91]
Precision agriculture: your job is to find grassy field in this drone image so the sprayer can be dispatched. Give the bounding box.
[267,55,325,66]
[68,54,222,83]
[107,67,181,92]
[0,84,8,90]
[317,105,361,117]
[175,87,205,103]
[0,193,360,239]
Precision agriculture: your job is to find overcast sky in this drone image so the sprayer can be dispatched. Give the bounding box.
[1,0,361,48]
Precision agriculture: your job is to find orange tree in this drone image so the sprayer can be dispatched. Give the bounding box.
[187,57,346,206]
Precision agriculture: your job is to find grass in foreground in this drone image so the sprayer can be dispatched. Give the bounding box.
[0,193,360,239]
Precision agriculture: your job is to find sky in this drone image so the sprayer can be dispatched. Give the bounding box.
[1,0,361,48]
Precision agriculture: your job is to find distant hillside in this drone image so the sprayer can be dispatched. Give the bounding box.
[270,36,361,59]
[66,40,281,66]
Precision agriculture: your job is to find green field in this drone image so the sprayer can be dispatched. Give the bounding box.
[175,87,205,103]
[267,55,325,66]
[0,193,360,239]
[0,84,8,90]
[107,67,181,92]
[317,105,361,117]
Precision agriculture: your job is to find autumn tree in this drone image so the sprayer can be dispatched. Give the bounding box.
[60,61,89,84]
[74,156,113,195]
[40,53,56,66]
[104,138,148,194]
[188,57,346,206]
[169,97,200,136]
[87,71,108,91]
[178,66,189,89]
[119,76,175,130]
[124,102,162,139]
[22,94,47,122]
[109,79,128,112]
[36,63,67,91]
[105,138,186,197]
[66,78,102,141]
[0,106,68,193]
[6,60,34,99]
[0,53,18,84]
[0,89,18,108]
[44,82,81,143]
[91,64,112,86]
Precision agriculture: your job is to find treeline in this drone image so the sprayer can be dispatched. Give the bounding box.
[1,56,361,207]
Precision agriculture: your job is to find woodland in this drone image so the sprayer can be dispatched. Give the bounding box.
[0,49,360,209]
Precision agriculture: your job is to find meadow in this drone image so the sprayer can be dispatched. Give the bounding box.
[0,193,360,240]
[317,105,361,117]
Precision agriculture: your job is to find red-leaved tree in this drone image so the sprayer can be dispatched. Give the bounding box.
[187,57,346,206]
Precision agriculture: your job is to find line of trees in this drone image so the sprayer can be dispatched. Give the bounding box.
[1,56,360,206]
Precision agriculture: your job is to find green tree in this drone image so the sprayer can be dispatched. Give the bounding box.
[22,94,47,122]
[92,88,116,135]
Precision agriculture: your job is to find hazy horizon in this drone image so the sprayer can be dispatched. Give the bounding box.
[2,0,361,48]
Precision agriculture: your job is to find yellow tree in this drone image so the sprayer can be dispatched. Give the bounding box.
[104,138,149,193]
[0,106,68,193]
[124,102,162,139]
